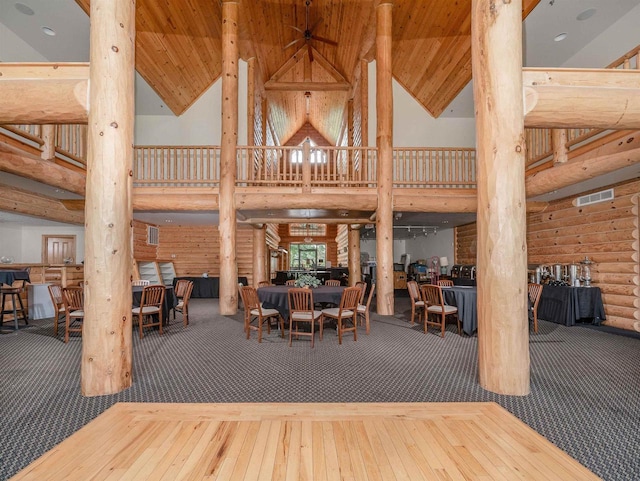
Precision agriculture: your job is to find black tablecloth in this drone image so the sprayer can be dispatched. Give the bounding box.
[257,285,346,319]
[132,286,176,323]
[173,276,248,298]
[442,286,477,335]
[0,270,30,285]
[537,286,605,326]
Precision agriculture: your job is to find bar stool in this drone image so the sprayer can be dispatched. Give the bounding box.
[1,284,28,331]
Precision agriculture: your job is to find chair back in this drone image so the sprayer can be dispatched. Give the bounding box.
[407,280,420,301]
[437,279,454,287]
[62,286,84,311]
[354,280,366,300]
[288,288,315,317]
[362,282,375,309]
[48,284,63,306]
[258,280,272,288]
[325,279,341,286]
[285,279,296,286]
[240,286,261,311]
[140,285,165,311]
[174,279,191,297]
[528,283,543,309]
[132,279,150,287]
[420,284,443,307]
[338,286,361,314]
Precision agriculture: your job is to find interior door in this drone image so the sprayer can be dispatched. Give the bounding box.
[43,236,76,264]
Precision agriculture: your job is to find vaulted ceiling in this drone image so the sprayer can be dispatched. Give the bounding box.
[75,0,541,145]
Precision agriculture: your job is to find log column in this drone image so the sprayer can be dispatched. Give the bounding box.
[348,225,362,286]
[472,0,530,395]
[41,124,56,160]
[253,225,267,286]
[552,128,568,164]
[219,0,239,315]
[82,0,135,396]
[375,2,394,315]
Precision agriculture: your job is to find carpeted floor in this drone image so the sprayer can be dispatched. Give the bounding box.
[1,297,639,480]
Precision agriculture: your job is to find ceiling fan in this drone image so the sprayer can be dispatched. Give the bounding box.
[283,0,337,62]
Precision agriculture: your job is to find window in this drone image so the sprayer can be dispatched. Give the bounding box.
[289,243,327,270]
[289,223,327,237]
[290,149,327,164]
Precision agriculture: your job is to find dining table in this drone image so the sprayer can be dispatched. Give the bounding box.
[257,285,346,319]
[537,285,605,326]
[0,269,30,286]
[441,285,477,335]
[132,285,177,324]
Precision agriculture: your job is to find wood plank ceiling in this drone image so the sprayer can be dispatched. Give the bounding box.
[75,0,540,145]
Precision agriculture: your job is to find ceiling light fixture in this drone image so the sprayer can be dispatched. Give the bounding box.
[554,32,567,42]
[42,26,56,36]
[15,3,35,15]
[576,9,597,21]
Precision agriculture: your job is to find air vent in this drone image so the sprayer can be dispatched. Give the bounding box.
[147,226,159,245]
[575,188,614,207]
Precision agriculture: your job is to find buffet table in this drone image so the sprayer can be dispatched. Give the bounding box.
[442,286,477,335]
[537,285,605,326]
[172,276,248,298]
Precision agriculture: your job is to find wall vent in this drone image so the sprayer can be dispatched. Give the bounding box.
[575,188,614,207]
[147,226,159,245]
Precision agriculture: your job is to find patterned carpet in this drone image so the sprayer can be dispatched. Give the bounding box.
[1,297,639,480]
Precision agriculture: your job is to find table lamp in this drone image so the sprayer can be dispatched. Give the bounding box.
[439,257,449,275]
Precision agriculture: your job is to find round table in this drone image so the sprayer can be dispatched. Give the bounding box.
[257,285,346,318]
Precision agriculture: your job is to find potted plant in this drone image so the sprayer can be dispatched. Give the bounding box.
[294,274,321,288]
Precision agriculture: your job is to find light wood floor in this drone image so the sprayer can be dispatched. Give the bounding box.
[12,402,600,481]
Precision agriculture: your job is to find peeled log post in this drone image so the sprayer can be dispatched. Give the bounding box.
[219,0,239,315]
[375,2,394,316]
[247,57,256,147]
[82,0,135,396]
[551,128,568,164]
[41,125,56,160]
[472,0,530,395]
[348,226,362,286]
[253,225,267,286]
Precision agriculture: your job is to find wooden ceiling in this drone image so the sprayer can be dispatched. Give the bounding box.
[75,0,540,145]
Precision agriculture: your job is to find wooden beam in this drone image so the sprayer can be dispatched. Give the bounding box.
[81,0,135,397]
[0,141,86,195]
[523,68,640,129]
[219,0,239,315]
[0,184,84,224]
[473,0,530,395]
[0,63,89,124]
[235,192,377,211]
[264,81,351,92]
[526,130,640,198]
[376,2,394,316]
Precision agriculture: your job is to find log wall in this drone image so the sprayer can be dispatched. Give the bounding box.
[133,220,157,260]
[336,224,349,267]
[454,178,640,331]
[157,224,254,285]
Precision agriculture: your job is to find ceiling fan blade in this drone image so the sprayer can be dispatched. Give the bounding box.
[283,37,304,50]
[307,43,314,63]
[286,24,305,34]
[309,17,323,33]
[312,35,338,47]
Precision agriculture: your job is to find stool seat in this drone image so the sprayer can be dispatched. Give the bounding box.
[1,286,28,331]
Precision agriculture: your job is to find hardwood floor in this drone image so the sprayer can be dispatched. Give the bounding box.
[11,402,600,480]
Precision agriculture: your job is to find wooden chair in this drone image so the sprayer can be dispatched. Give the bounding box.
[240,286,284,342]
[420,284,460,337]
[285,279,296,286]
[321,286,361,344]
[325,279,341,286]
[407,280,425,325]
[287,288,323,347]
[174,279,191,299]
[173,281,194,326]
[355,281,367,303]
[132,279,150,286]
[356,282,375,334]
[61,286,84,343]
[48,284,66,337]
[437,279,454,287]
[258,280,272,288]
[132,285,165,339]
[1,281,28,331]
[528,283,544,333]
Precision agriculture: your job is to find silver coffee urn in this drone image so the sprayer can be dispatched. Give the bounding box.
[580,257,594,287]
[569,264,581,287]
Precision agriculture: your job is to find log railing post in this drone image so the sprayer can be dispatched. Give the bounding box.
[219,0,239,315]
[375,2,394,315]
[472,0,530,395]
[82,0,135,396]
[302,139,311,192]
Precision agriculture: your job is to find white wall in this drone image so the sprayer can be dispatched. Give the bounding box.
[367,61,477,148]
[134,60,248,145]
[360,239,407,264]
[0,224,85,264]
[403,228,456,274]
[0,23,47,61]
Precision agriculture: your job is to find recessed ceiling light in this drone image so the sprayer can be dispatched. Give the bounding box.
[441,220,449,224]
[41,26,56,36]
[164,219,173,223]
[554,33,567,42]
[576,8,597,21]
[15,3,35,15]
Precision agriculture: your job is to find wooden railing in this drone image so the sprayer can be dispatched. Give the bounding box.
[55,124,87,166]
[525,44,640,169]
[134,146,220,186]
[393,148,476,188]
